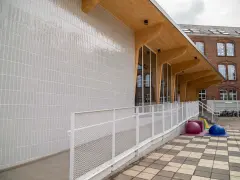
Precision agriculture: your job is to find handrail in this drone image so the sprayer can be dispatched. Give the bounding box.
[199,101,215,113]
[69,101,199,180]
[199,101,219,123]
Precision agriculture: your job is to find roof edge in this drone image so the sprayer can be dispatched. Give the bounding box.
[149,0,225,81]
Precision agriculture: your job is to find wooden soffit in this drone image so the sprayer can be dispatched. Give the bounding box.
[82,0,224,83]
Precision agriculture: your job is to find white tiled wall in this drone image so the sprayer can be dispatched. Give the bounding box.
[0,0,135,169]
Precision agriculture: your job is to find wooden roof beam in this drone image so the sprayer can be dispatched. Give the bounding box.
[179,70,212,83]
[170,59,200,102]
[135,23,163,50]
[157,46,187,65]
[171,59,200,75]
[191,80,222,89]
[188,75,217,86]
[82,0,101,13]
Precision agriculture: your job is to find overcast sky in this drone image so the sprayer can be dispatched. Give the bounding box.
[156,0,240,27]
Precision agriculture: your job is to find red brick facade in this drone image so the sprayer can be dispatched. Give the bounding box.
[188,35,240,100]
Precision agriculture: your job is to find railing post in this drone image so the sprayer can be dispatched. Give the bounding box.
[112,109,116,160]
[237,101,239,117]
[201,102,203,116]
[152,105,154,137]
[171,103,173,128]
[186,102,188,120]
[177,102,179,124]
[212,110,214,123]
[136,107,139,155]
[182,102,184,122]
[69,113,75,180]
[162,104,165,132]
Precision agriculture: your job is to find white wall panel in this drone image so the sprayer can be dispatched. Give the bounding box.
[0,0,135,169]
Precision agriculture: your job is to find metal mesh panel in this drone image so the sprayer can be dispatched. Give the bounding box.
[115,107,135,120]
[74,110,113,128]
[139,112,152,143]
[178,103,183,122]
[172,103,178,126]
[139,105,152,114]
[163,103,171,130]
[182,103,186,121]
[73,122,112,179]
[115,113,136,156]
[154,104,163,135]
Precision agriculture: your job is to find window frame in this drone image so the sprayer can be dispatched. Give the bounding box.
[217,62,237,81]
[218,64,227,79]
[227,64,237,81]
[195,41,205,55]
[219,89,228,100]
[217,42,226,57]
[229,89,237,100]
[219,89,238,100]
[199,89,206,101]
[217,41,236,57]
[226,42,235,57]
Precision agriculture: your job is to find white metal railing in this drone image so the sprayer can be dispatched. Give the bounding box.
[199,101,217,123]
[68,101,199,180]
[207,100,240,116]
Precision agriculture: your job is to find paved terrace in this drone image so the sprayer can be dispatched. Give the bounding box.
[109,130,240,180]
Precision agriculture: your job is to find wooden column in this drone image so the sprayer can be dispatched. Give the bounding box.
[171,74,176,102]
[82,0,101,13]
[156,46,187,103]
[180,82,187,102]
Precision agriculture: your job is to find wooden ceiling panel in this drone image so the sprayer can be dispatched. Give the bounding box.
[100,0,165,31]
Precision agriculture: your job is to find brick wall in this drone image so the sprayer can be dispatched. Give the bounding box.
[188,35,240,100]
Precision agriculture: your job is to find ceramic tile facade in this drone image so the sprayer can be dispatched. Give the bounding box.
[0,0,135,169]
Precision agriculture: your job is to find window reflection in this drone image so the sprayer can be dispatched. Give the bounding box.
[218,64,227,78]
[228,65,236,80]
[226,43,234,56]
[137,75,142,88]
[217,43,225,56]
[135,46,156,106]
[196,42,204,54]
[160,64,172,103]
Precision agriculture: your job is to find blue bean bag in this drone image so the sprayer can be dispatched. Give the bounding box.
[209,124,226,136]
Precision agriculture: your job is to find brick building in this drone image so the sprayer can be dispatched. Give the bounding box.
[179,24,240,101]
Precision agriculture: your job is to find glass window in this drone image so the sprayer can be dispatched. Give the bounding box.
[151,52,156,102]
[160,64,172,103]
[145,74,150,87]
[196,42,204,54]
[226,43,235,56]
[218,64,227,78]
[228,65,236,80]
[135,46,157,106]
[199,89,206,101]
[229,89,237,100]
[137,75,142,88]
[217,43,225,56]
[220,89,228,100]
